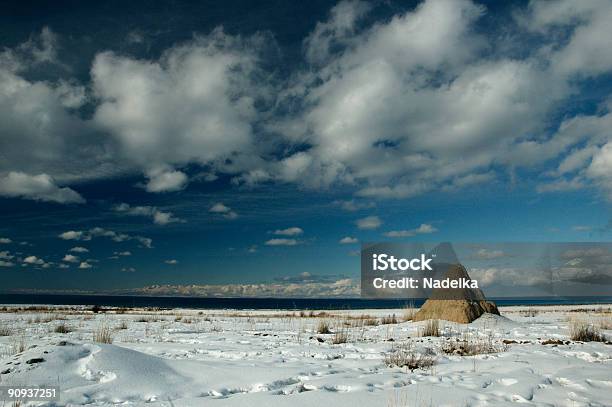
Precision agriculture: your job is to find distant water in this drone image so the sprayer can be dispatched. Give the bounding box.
[0,294,611,310]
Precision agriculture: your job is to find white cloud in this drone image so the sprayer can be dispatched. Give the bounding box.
[414,224,437,234]
[472,248,506,260]
[572,225,592,232]
[114,251,131,256]
[91,30,266,190]
[209,202,231,213]
[333,199,375,211]
[356,216,382,230]
[114,203,183,225]
[59,231,87,240]
[273,227,303,236]
[62,254,79,263]
[78,261,92,269]
[69,246,89,253]
[121,267,136,272]
[144,166,188,193]
[0,260,15,267]
[0,172,84,204]
[1,2,612,203]
[58,228,152,248]
[164,259,178,265]
[339,236,358,244]
[0,238,11,244]
[384,223,437,238]
[23,255,44,265]
[209,202,238,219]
[304,0,372,65]
[248,245,257,253]
[0,251,13,260]
[265,238,299,246]
[383,230,415,238]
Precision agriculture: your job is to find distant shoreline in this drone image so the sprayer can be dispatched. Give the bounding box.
[1,293,611,310]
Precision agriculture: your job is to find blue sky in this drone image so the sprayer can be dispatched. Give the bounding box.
[0,0,611,295]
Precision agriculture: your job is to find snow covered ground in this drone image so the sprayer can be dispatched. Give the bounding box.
[0,304,610,406]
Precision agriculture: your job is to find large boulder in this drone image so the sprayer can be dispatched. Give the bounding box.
[413,263,499,324]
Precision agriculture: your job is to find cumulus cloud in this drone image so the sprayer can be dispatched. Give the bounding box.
[0,251,13,260]
[78,261,92,269]
[58,227,152,248]
[23,255,44,265]
[209,202,238,219]
[0,251,15,266]
[2,1,612,204]
[58,231,88,241]
[114,251,131,256]
[91,29,267,189]
[0,29,113,188]
[265,238,299,246]
[0,172,85,204]
[339,236,358,244]
[356,216,382,230]
[69,246,89,253]
[384,223,437,237]
[164,259,178,265]
[114,203,183,225]
[471,248,506,260]
[62,254,79,263]
[144,166,188,193]
[0,238,11,244]
[273,227,303,236]
[333,199,375,211]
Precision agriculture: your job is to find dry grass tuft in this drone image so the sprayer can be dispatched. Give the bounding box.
[317,320,331,334]
[421,319,440,337]
[93,325,113,344]
[53,322,73,333]
[570,320,606,342]
[402,302,417,322]
[381,314,398,325]
[442,333,508,356]
[384,342,436,371]
[598,317,612,330]
[332,331,348,344]
[0,325,12,336]
[363,318,379,326]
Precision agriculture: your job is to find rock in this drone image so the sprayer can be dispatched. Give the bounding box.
[413,263,500,324]
[541,339,565,345]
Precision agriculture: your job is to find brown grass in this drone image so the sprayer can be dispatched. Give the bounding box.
[570,320,606,342]
[381,314,398,325]
[53,322,73,333]
[421,319,440,337]
[0,325,12,336]
[332,330,348,344]
[384,342,436,371]
[317,320,331,334]
[442,333,508,356]
[93,325,113,344]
